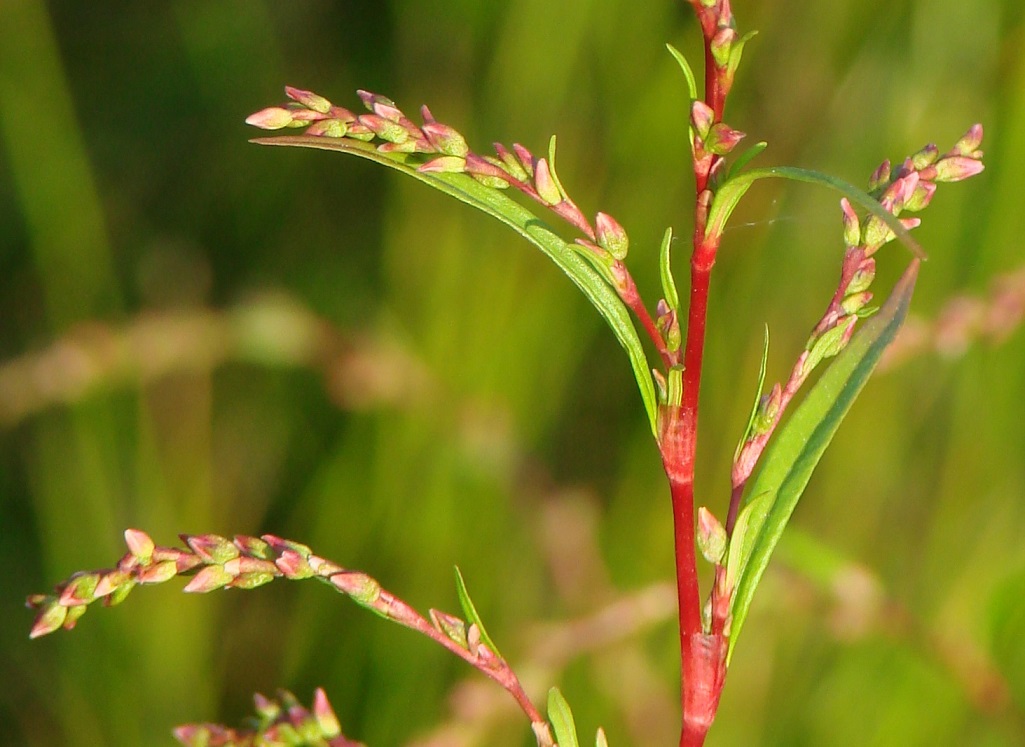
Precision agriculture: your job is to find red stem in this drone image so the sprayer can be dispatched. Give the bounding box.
[672,6,735,744]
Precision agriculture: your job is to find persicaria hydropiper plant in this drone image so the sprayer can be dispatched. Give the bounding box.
[27,2,984,745]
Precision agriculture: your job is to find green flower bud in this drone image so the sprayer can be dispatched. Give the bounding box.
[595,212,629,260]
[304,118,348,138]
[932,156,985,182]
[330,571,382,608]
[422,121,469,157]
[868,159,891,193]
[950,123,984,157]
[841,290,873,315]
[185,533,240,564]
[29,599,68,639]
[910,143,939,170]
[285,86,332,114]
[847,257,876,294]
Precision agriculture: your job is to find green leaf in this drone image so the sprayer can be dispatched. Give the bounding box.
[724,491,771,595]
[665,44,698,102]
[658,227,679,312]
[252,135,658,436]
[726,259,919,662]
[706,165,925,260]
[726,141,768,180]
[547,135,570,202]
[453,566,501,659]
[547,687,580,747]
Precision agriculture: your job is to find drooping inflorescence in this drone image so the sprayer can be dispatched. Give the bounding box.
[731,125,984,495]
[173,688,361,747]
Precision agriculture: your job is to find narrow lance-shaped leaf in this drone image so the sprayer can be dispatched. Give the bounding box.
[665,44,699,103]
[547,687,581,747]
[734,325,770,459]
[454,566,501,658]
[658,227,679,313]
[251,135,659,436]
[726,259,919,662]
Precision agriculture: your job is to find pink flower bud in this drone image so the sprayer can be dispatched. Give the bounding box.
[513,143,535,178]
[124,528,155,560]
[356,90,404,122]
[417,155,468,174]
[463,154,512,188]
[710,27,737,67]
[358,114,409,144]
[313,689,341,738]
[697,507,727,564]
[840,198,861,247]
[903,180,937,212]
[868,159,891,192]
[533,158,563,205]
[137,559,178,585]
[275,549,314,579]
[690,100,715,140]
[330,571,381,607]
[950,123,984,157]
[245,106,294,130]
[494,143,528,182]
[706,122,746,156]
[183,564,234,593]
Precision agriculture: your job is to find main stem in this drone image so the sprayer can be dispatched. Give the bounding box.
[671,6,731,742]
[666,226,722,747]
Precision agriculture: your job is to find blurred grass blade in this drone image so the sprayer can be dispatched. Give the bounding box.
[547,687,580,747]
[726,259,919,662]
[707,165,925,259]
[453,566,501,658]
[252,135,658,436]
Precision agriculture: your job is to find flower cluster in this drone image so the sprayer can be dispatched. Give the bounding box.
[247,88,635,303]
[246,87,631,278]
[730,125,984,494]
[806,124,985,376]
[26,529,340,637]
[173,689,361,747]
[27,529,554,744]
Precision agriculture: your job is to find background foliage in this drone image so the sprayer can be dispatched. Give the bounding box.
[2,1,1024,744]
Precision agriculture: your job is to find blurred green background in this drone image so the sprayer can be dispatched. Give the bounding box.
[2,0,1024,744]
